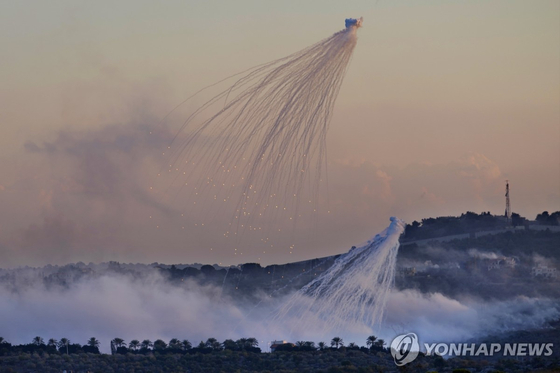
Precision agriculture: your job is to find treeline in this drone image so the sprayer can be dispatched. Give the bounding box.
[536,211,560,226]
[1,336,554,373]
[110,337,261,355]
[0,335,386,356]
[404,210,560,241]
[273,336,386,353]
[0,337,99,355]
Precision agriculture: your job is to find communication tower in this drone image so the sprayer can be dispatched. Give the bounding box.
[505,180,511,223]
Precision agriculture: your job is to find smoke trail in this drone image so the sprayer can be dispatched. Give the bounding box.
[157,18,362,240]
[272,217,405,335]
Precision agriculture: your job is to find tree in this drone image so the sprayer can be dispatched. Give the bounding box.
[87,337,100,348]
[32,336,44,346]
[111,338,125,348]
[82,338,100,354]
[231,337,260,353]
[293,341,315,351]
[222,339,237,351]
[303,341,316,351]
[375,339,385,348]
[181,339,192,351]
[168,338,182,350]
[511,212,525,227]
[234,337,259,351]
[366,335,377,349]
[58,338,70,355]
[0,337,8,345]
[348,342,357,348]
[236,338,248,349]
[153,339,167,350]
[536,211,550,224]
[206,338,221,351]
[141,340,153,350]
[536,211,560,225]
[318,341,326,350]
[330,337,343,349]
[246,338,258,348]
[47,338,57,347]
[129,340,140,351]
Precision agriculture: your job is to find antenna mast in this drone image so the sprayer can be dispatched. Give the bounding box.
[505,180,511,223]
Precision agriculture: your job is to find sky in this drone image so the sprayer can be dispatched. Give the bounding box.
[0,0,559,267]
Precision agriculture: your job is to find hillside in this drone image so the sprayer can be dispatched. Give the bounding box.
[1,211,558,302]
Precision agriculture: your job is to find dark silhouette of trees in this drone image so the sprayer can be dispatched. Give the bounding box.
[402,211,528,240]
[0,337,538,372]
[511,212,526,226]
[218,338,260,353]
[0,334,389,360]
[111,338,125,348]
[205,338,222,351]
[246,337,258,348]
[168,338,182,350]
[141,339,153,350]
[57,338,70,354]
[111,338,128,355]
[536,211,560,225]
[82,338,100,354]
[331,337,344,349]
[295,341,316,351]
[153,339,167,351]
[87,337,100,348]
[366,335,377,349]
[128,339,140,351]
[222,339,237,351]
[181,339,192,351]
[237,338,260,352]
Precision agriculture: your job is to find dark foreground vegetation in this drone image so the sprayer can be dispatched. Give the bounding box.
[1,336,559,372]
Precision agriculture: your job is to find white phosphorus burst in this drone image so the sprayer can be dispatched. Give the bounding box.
[272,217,405,334]
[160,18,363,238]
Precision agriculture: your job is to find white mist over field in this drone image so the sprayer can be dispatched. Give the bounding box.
[2,268,558,353]
[383,291,560,343]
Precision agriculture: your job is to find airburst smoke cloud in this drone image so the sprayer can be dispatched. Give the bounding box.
[273,217,404,334]
[155,18,362,244]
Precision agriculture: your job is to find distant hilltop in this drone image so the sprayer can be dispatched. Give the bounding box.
[402,210,560,243]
